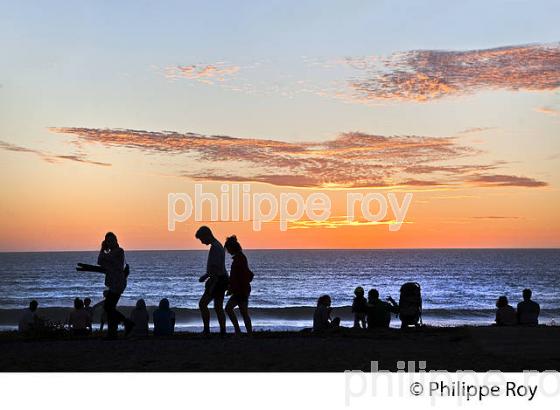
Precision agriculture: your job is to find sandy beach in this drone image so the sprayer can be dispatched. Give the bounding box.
[1,326,558,372]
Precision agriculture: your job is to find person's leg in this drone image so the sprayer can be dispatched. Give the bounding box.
[213,292,226,334]
[104,292,120,338]
[238,299,252,334]
[353,314,359,328]
[331,317,341,328]
[225,296,241,334]
[199,292,212,333]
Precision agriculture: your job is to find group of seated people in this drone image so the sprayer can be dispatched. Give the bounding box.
[312,286,542,331]
[313,287,401,331]
[19,297,177,337]
[19,287,543,335]
[495,288,540,326]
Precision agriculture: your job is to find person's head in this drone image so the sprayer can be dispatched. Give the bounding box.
[195,226,214,245]
[84,297,91,307]
[496,296,509,308]
[159,298,170,310]
[136,298,147,310]
[523,288,532,301]
[368,289,379,301]
[29,300,38,312]
[317,294,331,307]
[224,235,242,255]
[74,297,84,310]
[104,232,119,249]
[354,286,364,298]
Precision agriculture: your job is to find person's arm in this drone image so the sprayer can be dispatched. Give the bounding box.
[387,297,399,313]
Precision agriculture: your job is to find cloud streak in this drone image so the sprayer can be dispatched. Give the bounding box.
[343,43,560,102]
[469,174,547,188]
[0,141,111,167]
[48,127,546,189]
[165,63,240,84]
[535,106,560,116]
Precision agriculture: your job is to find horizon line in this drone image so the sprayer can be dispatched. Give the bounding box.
[1,247,559,253]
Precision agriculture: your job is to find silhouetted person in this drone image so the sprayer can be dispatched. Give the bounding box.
[84,297,94,330]
[18,300,41,333]
[367,289,396,329]
[517,288,540,325]
[352,287,367,328]
[224,235,253,335]
[195,226,228,335]
[153,298,175,336]
[68,297,91,335]
[313,295,340,331]
[495,296,516,326]
[129,299,149,337]
[97,232,134,339]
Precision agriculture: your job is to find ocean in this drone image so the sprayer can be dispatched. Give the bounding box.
[1,249,559,330]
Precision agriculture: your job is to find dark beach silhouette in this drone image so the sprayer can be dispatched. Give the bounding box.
[195,226,228,335]
[67,297,91,336]
[366,288,397,329]
[351,287,367,329]
[517,288,540,325]
[153,298,175,336]
[313,294,340,331]
[495,295,517,326]
[224,235,253,335]
[76,232,134,339]
[129,299,149,337]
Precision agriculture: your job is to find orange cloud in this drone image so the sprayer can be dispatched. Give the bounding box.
[48,127,547,189]
[469,174,547,188]
[0,140,111,167]
[348,43,560,102]
[535,106,560,116]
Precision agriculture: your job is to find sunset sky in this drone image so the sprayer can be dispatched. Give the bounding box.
[1,0,559,251]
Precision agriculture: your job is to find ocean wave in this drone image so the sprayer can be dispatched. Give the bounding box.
[2,306,560,325]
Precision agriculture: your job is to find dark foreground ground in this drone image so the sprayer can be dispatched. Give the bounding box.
[1,326,559,372]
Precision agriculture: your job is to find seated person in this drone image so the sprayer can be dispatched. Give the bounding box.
[129,298,149,337]
[367,289,396,329]
[18,300,41,333]
[313,294,340,332]
[495,296,516,326]
[517,288,540,325]
[153,298,175,336]
[83,297,94,326]
[352,287,368,329]
[68,297,92,335]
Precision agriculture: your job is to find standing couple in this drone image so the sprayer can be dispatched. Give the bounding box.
[195,226,253,335]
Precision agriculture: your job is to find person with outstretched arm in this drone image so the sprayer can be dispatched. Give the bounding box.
[195,226,228,335]
[79,232,134,339]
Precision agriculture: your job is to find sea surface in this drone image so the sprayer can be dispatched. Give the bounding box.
[0,249,559,330]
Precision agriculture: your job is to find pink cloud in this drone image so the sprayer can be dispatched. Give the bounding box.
[348,43,560,102]
[47,127,547,189]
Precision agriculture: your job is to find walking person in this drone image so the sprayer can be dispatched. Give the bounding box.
[224,235,253,335]
[97,232,134,339]
[195,226,228,335]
